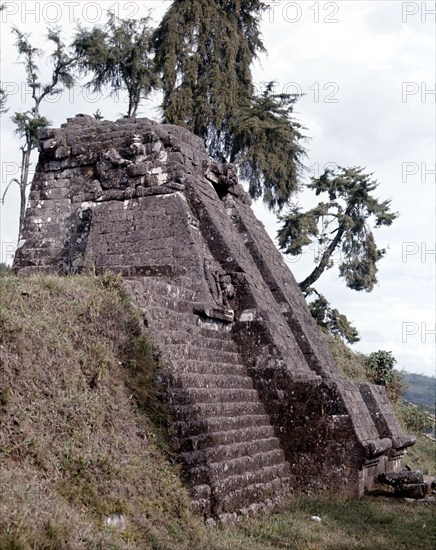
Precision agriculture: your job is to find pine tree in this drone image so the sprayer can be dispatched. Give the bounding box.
[231,82,306,210]
[278,166,398,292]
[154,2,305,210]
[154,0,265,158]
[2,27,74,241]
[73,12,158,118]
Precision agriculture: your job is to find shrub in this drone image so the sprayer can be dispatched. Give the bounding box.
[400,402,435,433]
[365,350,405,402]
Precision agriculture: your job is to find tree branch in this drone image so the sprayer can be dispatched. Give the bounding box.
[1,178,20,204]
[299,203,354,292]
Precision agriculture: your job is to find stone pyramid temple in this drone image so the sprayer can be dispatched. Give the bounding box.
[13,115,415,520]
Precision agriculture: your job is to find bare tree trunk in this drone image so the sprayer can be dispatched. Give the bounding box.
[127,85,135,118]
[298,228,345,292]
[299,203,355,293]
[18,185,27,242]
[129,87,141,118]
[17,145,32,242]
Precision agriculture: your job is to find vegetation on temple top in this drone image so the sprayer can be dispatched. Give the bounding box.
[73,12,158,118]
[154,1,305,210]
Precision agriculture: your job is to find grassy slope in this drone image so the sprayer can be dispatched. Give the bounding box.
[0,275,434,549]
[0,274,202,548]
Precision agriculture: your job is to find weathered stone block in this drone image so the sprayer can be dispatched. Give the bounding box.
[41,188,70,200]
[127,163,149,176]
[396,483,428,499]
[54,146,71,159]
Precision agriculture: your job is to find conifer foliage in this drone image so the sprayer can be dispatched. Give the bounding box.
[154,0,264,155]
[231,82,306,210]
[306,289,360,344]
[154,1,305,210]
[278,166,398,292]
[73,12,158,118]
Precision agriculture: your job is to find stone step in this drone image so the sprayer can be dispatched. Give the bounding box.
[174,414,273,438]
[144,297,196,315]
[196,317,234,336]
[172,400,266,420]
[178,425,275,452]
[141,293,228,320]
[144,305,199,325]
[168,387,259,405]
[147,318,233,340]
[189,464,290,516]
[191,483,212,501]
[211,462,291,498]
[151,314,232,336]
[172,373,254,390]
[168,359,247,377]
[164,344,241,366]
[155,329,239,353]
[214,477,290,516]
[145,301,234,324]
[187,449,286,485]
[190,497,211,517]
[181,437,280,466]
[128,278,198,302]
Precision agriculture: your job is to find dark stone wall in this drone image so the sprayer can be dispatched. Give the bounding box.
[232,198,338,378]
[14,115,414,504]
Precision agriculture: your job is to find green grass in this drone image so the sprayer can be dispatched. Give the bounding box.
[0,274,434,549]
[323,332,368,383]
[0,274,195,548]
[403,432,436,476]
[228,496,436,550]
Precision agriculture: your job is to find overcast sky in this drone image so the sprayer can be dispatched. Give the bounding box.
[0,1,435,377]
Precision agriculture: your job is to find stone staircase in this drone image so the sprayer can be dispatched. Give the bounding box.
[127,278,292,520]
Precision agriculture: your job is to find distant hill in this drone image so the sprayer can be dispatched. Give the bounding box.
[402,372,436,413]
